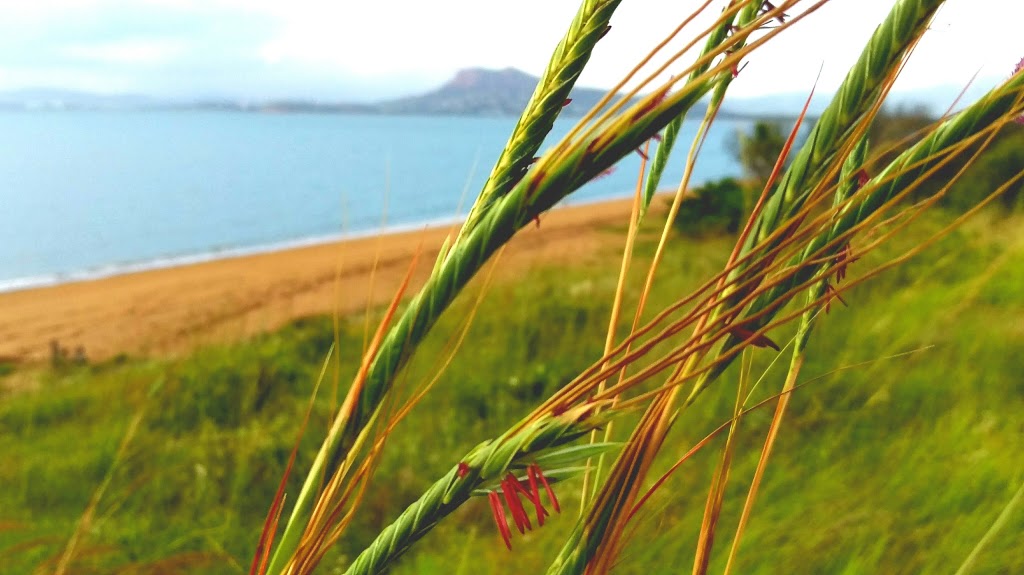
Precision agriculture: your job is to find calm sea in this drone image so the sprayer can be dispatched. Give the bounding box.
[0,111,747,292]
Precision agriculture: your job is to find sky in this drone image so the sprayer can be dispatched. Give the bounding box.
[0,0,1019,101]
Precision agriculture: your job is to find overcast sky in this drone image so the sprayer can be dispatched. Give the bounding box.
[0,0,1018,101]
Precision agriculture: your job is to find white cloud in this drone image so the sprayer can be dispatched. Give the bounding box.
[704,0,1023,97]
[251,0,1024,97]
[255,0,581,81]
[62,39,188,65]
[0,0,1020,99]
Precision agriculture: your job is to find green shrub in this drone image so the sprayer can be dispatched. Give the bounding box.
[734,120,788,183]
[947,128,1024,213]
[672,177,747,236]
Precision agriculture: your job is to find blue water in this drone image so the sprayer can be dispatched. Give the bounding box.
[0,111,747,291]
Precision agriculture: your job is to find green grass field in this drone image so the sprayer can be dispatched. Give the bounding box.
[1,206,1021,574]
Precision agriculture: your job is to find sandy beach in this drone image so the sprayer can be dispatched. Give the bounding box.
[0,197,645,363]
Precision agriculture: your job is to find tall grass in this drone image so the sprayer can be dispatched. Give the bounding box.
[9,0,1022,573]
[246,0,1024,573]
[235,0,1024,568]
[5,218,1023,573]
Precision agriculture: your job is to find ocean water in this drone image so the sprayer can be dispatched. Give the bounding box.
[0,111,747,291]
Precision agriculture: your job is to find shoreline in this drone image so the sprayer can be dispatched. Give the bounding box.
[0,195,656,363]
[0,193,629,296]
[0,214,465,296]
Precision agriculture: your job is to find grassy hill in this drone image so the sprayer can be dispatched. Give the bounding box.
[1,206,1021,574]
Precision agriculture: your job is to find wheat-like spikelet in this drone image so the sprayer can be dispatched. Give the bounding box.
[457,0,622,242]
[331,0,794,507]
[336,67,1022,572]
[537,1,979,571]
[719,136,871,572]
[741,0,945,253]
[328,4,812,493]
[642,0,762,213]
[344,4,750,441]
[264,1,1024,573]
[269,39,720,575]
[343,404,610,575]
[702,70,1024,391]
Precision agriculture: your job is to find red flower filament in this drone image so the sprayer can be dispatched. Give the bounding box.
[532,464,561,513]
[833,242,859,284]
[824,283,849,314]
[856,168,870,188]
[728,325,780,352]
[500,475,532,534]
[526,466,547,526]
[488,491,513,550]
[487,464,561,550]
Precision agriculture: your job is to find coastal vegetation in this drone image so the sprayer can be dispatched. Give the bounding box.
[1,0,1023,573]
[1,208,1022,574]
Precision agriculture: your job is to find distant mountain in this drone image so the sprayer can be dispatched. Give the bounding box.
[222,100,375,115]
[721,78,1004,119]
[375,67,542,115]
[0,68,646,116]
[723,92,831,119]
[884,81,1004,115]
[0,88,157,111]
[0,69,997,118]
[373,67,635,117]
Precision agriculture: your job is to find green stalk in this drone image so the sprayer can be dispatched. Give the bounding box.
[700,68,1024,394]
[759,72,1024,334]
[794,134,869,352]
[954,480,1024,575]
[642,0,761,215]
[269,2,621,568]
[686,0,946,395]
[739,0,945,257]
[545,2,957,572]
[456,0,622,244]
[268,70,718,574]
[343,407,609,575]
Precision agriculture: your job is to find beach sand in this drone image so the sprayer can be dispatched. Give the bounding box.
[0,196,650,363]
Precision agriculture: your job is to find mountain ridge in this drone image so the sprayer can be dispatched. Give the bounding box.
[0,68,690,117]
[0,67,977,118]
[372,66,651,117]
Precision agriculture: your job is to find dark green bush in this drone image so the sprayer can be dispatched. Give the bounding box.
[863,108,1023,212]
[946,128,1024,213]
[672,177,747,236]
